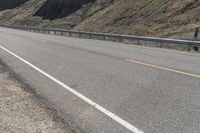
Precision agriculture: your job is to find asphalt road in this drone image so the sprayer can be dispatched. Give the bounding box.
[0,27,200,133]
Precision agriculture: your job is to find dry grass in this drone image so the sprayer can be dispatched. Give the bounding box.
[0,0,200,39]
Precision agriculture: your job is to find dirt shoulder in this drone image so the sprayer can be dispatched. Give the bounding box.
[0,64,72,133]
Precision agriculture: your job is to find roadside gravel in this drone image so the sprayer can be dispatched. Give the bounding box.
[0,64,73,133]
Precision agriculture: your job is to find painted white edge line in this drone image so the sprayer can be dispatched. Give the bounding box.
[0,45,144,133]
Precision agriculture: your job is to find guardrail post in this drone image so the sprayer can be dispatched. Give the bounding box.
[54,31,56,35]
[160,42,163,48]
[193,27,199,51]
[137,40,140,45]
[194,45,198,51]
[119,37,122,42]
[89,34,92,39]
[188,45,191,52]
[103,36,106,40]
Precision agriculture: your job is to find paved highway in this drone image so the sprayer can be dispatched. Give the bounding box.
[0,27,200,133]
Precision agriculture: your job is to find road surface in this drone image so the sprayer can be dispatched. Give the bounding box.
[0,27,200,133]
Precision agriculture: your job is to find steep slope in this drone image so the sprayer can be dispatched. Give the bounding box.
[0,0,200,38]
[34,0,96,20]
[0,0,46,25]
[0,0,112,28]
[0,0,28,11]
[75,0,200,38]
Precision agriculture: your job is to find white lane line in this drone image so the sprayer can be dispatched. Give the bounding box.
[0,44,144,133]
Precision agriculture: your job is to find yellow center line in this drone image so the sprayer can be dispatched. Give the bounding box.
[126,59,200,78]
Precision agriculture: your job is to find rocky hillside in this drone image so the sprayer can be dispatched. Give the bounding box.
[75,0,200,38]
[0,0,200,38]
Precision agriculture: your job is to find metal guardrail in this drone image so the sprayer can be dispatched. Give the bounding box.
[1,25,200,50]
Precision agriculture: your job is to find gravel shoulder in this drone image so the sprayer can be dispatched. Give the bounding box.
[0,64,72,133]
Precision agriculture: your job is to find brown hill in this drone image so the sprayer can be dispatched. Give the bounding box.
[0,0,200,38]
